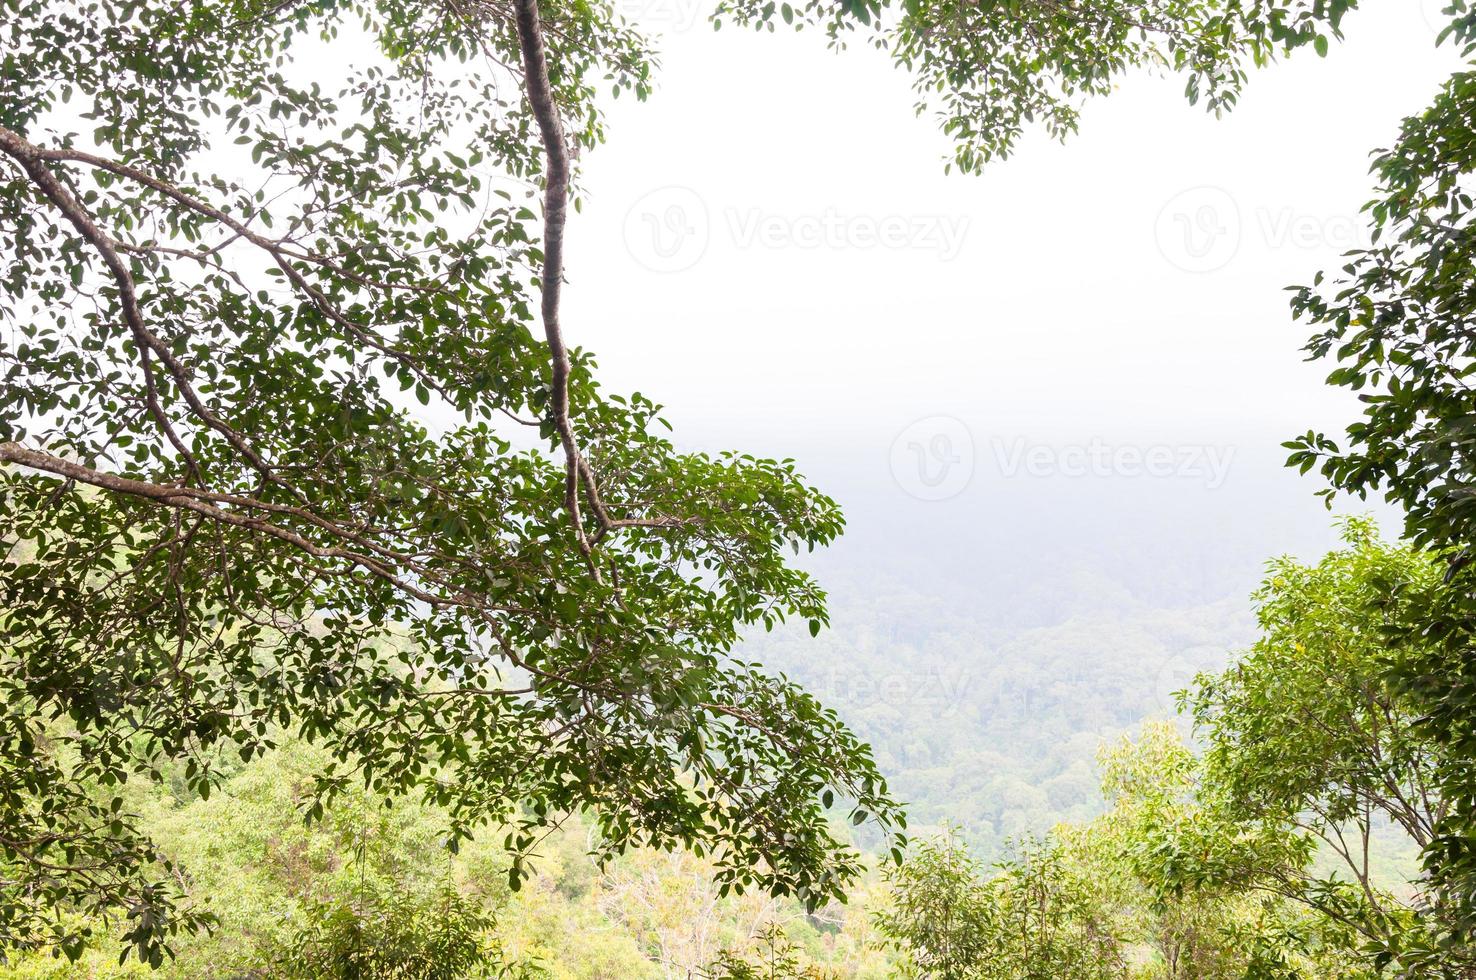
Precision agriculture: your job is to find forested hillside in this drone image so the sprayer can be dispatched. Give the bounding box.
[749,585,1253,851]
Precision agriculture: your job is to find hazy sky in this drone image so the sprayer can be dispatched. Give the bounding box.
[570,1,1457,439]
[545,2,1462,607]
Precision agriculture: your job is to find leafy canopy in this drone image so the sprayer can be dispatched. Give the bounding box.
[0,0,895,962]
[877,724,1374,980]
[1281,4,1476,950]
[1287,11,1476,554]
[1186,523,1463,975]
[715,0,1358,172]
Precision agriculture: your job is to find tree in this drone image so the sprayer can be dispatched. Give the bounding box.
[1188,522,1447,954]
[702,923,838,980]
[1280,6,1476,946]
[1087,722,1266,980]
[0,0,1361,964]
[876,829,1125,980]
[1186,522,1474,975]
[273,881,538,980]
[878,722,1379,980]
[1287,14,1476,556]
[715,0,1356,173]
[874,830,998,979]
[1093,723,1372,980]
[0,0,900,962]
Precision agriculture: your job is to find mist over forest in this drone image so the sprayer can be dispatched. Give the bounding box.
[728,425,1372,848]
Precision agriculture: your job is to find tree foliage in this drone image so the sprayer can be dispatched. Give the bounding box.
[1288,11,1476,554]
[1184,524,1476,975]
[0,735,890,977]
[1090,723,1371,980]
[702,923,840,980]
[272,880,535,980]
[877,723,1375,980]
[1281,2,1476,951]
[0,0,899,962]
[716,0,1357,172]
[877,829,1126,979]
[0,0,1382,967]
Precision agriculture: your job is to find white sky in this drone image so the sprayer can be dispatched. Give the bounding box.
[567,1,1457,439]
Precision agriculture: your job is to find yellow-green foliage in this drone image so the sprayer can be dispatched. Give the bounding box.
[0,740,892,979]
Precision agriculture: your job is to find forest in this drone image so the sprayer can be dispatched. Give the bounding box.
[5,0,1476,977]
